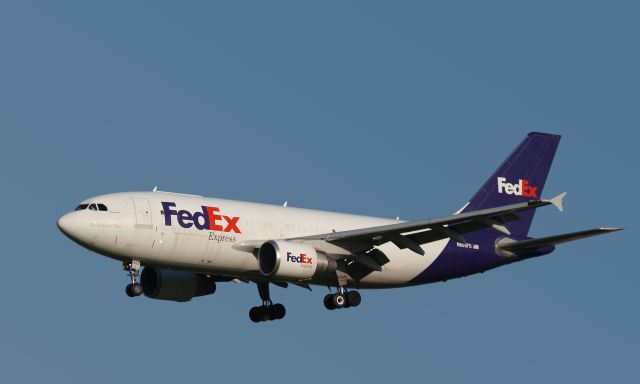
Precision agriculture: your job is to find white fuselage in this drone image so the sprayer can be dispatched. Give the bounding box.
[58,191,450,288]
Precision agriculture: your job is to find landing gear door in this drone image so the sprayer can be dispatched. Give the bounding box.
[133,198,153,229]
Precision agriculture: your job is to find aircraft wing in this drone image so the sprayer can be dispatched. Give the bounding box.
[292,193,567,256]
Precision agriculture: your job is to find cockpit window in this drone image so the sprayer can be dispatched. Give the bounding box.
[75,203,108,212]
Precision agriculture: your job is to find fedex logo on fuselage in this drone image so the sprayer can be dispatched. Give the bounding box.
[161,202,241,233]
[286,252,313,266]
[497,177,538,198]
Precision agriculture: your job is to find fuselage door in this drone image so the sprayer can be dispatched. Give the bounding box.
[133,198,153,229]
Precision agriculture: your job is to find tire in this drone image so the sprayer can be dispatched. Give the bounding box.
[258,306,270,322]
[131,283,143,297]
[249,307,261,323]
[125,284,135,297]
[324,294,336,310]
[272,303,286,320]
[332,293,346,309]
[267,306,277,321]
[346,291,361,307]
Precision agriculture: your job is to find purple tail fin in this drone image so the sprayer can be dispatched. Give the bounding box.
[461,132,561,237]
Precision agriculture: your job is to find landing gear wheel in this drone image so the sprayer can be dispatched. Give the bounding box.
[346,290,361,307]
[324,294,336,310]
[332,293,346,309]
[249,304,285,322]
[125,284,135,297]
[125,283,143,297]
[324,288,362,310]
[131,283,143,296]
[249,306,263,323]
[249,283,286,323]
[272,303,286,320]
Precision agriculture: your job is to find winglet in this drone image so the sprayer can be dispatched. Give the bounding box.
[548,192,567,212]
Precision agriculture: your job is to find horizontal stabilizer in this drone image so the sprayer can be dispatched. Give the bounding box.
[548,192,567,213]
[498,227,622,251]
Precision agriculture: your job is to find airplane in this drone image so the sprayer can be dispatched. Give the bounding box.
[57,132,620,323]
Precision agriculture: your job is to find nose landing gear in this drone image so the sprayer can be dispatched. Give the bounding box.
[324,287,361,310]
[123,260,143,297]
[249,282,286,323]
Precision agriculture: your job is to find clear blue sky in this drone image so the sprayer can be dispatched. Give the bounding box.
[0,1,637,383]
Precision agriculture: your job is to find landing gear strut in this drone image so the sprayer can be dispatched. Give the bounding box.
[249,282,286,323]
[324,287,361,310]
[123,260,143,297]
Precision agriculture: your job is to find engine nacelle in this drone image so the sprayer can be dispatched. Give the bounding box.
[140,267,216,302]
[259,240,336,280]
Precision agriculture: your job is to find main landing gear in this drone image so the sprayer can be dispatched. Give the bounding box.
[324,287,361,310]
[249,282,286,323]
[124,260,143,297]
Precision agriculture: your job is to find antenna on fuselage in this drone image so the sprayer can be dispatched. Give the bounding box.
[283,200,288,207]
[153,186,158,192]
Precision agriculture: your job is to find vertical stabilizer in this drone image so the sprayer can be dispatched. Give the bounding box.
[461,132,561,237]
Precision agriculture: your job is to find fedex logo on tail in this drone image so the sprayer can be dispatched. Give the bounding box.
[286,252,313,266]
[497,177,538,198]
[162,202,241,233]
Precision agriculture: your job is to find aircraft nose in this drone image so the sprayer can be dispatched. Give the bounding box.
[57,213,73,236]
[57,212,85,241]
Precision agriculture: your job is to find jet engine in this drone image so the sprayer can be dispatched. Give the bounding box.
[259,240,336,280]
[140,267,216,302]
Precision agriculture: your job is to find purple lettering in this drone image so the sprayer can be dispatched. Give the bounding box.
[177,210,193,228]
[162,202,177,226]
